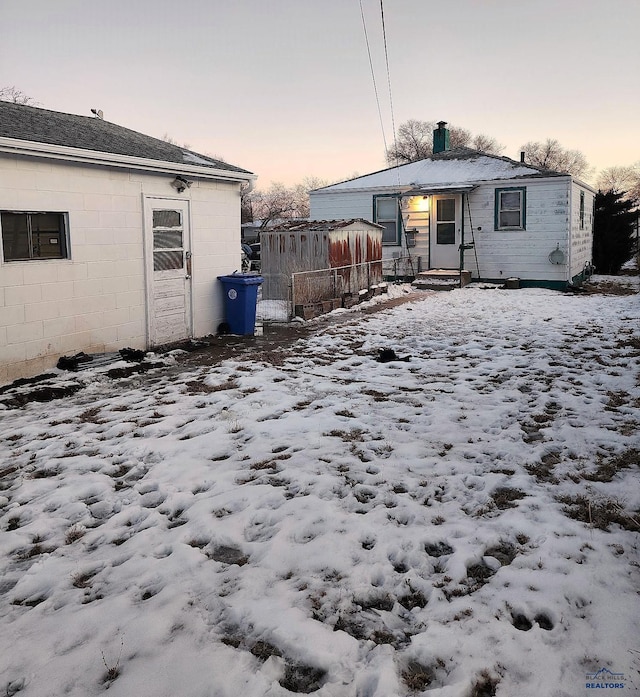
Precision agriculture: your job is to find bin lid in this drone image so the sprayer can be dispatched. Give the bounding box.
[218,274,264,285]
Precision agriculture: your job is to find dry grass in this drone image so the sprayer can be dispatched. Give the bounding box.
[72,569,97,589]
[491,487,527,510]
[557,494,639,531]
[65,524,86,544]
[401,661,434,691]
[582,448,639,482]
[584,280,638,296]
[526,451,561,483]
[184,378,239,394]
[78,407,101,423]
[101,638,123,684]
[325,428,365,442]
[470,669,500,696]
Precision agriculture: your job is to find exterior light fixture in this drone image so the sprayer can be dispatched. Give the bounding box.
[417,195,429,212]
[171,175,192,193]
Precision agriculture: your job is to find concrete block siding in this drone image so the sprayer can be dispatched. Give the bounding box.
[0,156,242,384]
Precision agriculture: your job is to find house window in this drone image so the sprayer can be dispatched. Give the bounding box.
[494,187,526,230]
[1,211,69,261]
[579,191,585,229]
[374,195,400,245]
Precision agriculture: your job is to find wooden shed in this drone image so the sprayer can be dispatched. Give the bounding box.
[260,219,383,310]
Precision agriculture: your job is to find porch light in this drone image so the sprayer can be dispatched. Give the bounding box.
[417,195,429,212]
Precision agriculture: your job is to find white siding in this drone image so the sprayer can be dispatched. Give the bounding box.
[569,182,595,281]
[312,176,584,285]
[402,196,429,263]
[462,178,572,283]
[0,155,241,383]
[310,189,426,263]
[310,191,373,223]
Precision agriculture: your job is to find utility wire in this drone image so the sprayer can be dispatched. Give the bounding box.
[379,0,400,183]
[359,0,388,157]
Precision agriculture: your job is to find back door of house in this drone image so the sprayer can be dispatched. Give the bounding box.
[430,196,460,269]
[144,198,192,346]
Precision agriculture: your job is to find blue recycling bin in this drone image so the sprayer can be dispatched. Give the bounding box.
[218,273,264,335]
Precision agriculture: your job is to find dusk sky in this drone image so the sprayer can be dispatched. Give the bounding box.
[1,0,638,188]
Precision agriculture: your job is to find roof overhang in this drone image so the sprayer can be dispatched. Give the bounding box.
[403,184,477,196]
[0,137,256,184]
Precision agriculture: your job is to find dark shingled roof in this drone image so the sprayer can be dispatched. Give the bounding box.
[0,101,252,175]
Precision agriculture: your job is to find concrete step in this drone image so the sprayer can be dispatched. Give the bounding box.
[412,269,472,291]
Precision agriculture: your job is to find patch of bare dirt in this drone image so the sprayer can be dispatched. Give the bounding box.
[582,279,638,296]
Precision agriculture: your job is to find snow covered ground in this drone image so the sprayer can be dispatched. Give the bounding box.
[1,277,638,697]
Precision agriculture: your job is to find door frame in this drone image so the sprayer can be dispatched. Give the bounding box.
[142,196,193,346]
[430,195,462,269]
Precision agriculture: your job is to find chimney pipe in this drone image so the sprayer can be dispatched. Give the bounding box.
[520,151,525,163]
[433,121,450,154]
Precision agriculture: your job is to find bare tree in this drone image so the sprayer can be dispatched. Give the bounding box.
[596,164,640,204]
[386,119,504,165]
[161,133,191,150]
[386,119,433,164]
[291,176,329,219]
[243,177,329,226]
[0,86,38,105]
[470,133,505,155]
[520,139,592,179]
[246,183,300,228]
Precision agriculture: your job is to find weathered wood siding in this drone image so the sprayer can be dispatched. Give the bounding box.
[260,223,382,299]
[461,177,572,283]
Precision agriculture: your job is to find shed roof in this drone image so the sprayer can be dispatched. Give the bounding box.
[0,101,252,176]
[314,148,565,193]
[264,219,383,232]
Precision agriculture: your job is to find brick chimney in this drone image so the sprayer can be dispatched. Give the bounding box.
[433,121,450,154]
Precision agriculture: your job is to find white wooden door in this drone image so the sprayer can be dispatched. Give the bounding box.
[144,198,192,346]
[430,196,460,269]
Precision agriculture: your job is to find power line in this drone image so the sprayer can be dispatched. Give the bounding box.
[359,0,388,157]
[379,0,400,181]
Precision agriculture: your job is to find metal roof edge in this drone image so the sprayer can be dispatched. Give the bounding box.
[264,218,384,232]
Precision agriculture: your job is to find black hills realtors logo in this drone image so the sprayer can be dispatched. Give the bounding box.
[585,667,625,689]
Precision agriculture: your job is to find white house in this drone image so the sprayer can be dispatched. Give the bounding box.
[0,102,255,384]
[310,122,595,289]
